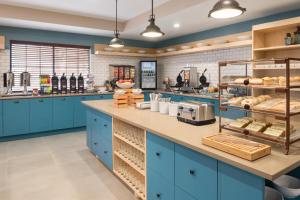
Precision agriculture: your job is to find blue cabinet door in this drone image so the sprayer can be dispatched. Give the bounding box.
[101,139,113,170]
[74,96,97,127]
[101,113,112,142]
[86,110,94,150]
[0,101,2,137]
[218,162,264,200]
[147,132,175,182]
[30,98,53,133]
[175,144,218,200]
[53,97,74,130]
[3,99,30,136]
[147,169,174,200]
[175,186,196,200]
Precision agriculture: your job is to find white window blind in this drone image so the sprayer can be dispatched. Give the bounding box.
[10,41,90,91]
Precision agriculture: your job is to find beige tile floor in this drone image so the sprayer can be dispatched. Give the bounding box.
[0,131,135,200]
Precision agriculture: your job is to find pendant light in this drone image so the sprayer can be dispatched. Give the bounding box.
[141,0,165,38]
[109,0,124,48]
[209,0,246,19]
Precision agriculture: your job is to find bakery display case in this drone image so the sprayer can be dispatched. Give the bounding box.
[218,58,300,154]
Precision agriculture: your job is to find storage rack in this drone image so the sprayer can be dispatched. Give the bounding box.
[218,58,300,154]
[112,118,146,200]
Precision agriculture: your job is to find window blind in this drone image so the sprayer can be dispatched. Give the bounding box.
[10,41,90,91]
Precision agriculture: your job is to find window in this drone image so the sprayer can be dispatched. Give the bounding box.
[10,41,90,91]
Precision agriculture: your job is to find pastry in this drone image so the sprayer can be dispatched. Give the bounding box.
[228,97,244,106]
[249,78,263,85]
[245,121,268,132]
[241,98,259,109]
[254,98,285,111]
[229,117,253,129]
[279,76,286,86]
[262,77,273,86]
[272,77,279,85]
[234,78,247,84]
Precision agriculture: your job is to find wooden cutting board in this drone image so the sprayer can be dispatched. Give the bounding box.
[202,134,271,161]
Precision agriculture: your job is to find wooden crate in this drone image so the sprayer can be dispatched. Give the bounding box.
[202,134,271,161]
[128,94,144,106]
[113,94,128,108]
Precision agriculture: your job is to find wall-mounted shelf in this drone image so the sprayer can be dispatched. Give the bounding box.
[94,31,252,58]
[253,44,300,52]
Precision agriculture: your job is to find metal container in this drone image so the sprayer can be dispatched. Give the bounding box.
[20,72,30,94]
[3,72,14,95]
[177,101,216,126]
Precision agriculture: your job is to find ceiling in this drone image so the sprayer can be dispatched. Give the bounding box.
[0,0,300,42]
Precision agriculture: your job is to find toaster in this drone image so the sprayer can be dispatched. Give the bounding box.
[177,101,216,126]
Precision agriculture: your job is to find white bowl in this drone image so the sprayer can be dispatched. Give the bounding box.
[166,48,176,52]
[116,82,135,89]
[132,89,142,94]
[115,89,126,95]
[180,45,191,50]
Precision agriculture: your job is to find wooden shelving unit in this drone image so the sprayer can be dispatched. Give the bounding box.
[113,118,146,200]
[94,31,252,58]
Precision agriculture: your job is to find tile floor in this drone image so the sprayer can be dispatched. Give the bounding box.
[0,131,135,200]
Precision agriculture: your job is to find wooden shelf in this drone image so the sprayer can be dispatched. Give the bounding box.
[114,151,145,176]
[253,67,300,70]
[114,133,145,153]
[220,83,300,91]
[114,170,146,200]
[253,44,300,52]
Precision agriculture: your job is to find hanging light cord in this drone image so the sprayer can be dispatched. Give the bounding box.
[115,0,118,35]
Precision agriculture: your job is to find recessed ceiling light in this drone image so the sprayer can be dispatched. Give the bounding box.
[173,23,180,28]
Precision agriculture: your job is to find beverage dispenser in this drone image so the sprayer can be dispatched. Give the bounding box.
[70,73,76,93]
[60,73,67,94]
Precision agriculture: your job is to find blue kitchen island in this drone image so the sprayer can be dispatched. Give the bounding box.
[83,99,300,200]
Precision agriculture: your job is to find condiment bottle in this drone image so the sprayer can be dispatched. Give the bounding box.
[285,33,292,45]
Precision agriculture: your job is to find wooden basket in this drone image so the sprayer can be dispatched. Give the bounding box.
[202,133,271,161]
[113,94,128,108]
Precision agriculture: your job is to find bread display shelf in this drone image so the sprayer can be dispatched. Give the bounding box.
[218,58,300,154]
[220,105,300,118]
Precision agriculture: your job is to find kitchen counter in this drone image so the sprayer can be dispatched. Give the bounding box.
[0,92,114,100]
[83,100,300,180]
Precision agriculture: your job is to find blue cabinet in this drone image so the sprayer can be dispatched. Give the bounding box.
[74,96,97,127]
[53,97,74,130]
[30,98,53,133]
[3,99,30,136]
[0,101,2,137]
[218,162,264,200]
[86,109,113,171]
[175,144,218,200]
[175,186,196,200]
[147,132,175,182]
[147,169,175,200]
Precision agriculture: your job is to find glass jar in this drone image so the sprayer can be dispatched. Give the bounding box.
[285,33,293,45]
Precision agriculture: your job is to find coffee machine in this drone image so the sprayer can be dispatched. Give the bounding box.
[20,72,31,95]
[3,72,14,95]
[70,73,76,94]
[77,73,84,93]
[60,73,67,94]
[52,73,59,94]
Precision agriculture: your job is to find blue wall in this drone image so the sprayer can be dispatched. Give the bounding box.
[155,8,300,48]
[1,8,300,50]
[0,26,156,50]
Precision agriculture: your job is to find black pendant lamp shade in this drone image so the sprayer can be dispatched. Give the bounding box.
[109,0,124,48]
[209,0,246,19]
[141,0,165,38]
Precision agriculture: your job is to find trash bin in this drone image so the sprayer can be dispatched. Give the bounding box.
[272,175,300,199]
[265,186,284,200]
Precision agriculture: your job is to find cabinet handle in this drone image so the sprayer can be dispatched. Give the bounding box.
[189,170,195,176]
[94,142,98,145]
[104,124,108,127]
[62,98,66,101]
[94,118,97,122]
[38,99,44,103]
[82,97,86,100]
[104,151,108,154]
[155,152,160,157]
[156,193,161,199]
[14,100,20,104]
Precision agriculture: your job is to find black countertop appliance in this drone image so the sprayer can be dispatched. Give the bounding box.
[70,73,77,93]
[52,73,59,94]
[60,73,67,94]
[78,73,84,93]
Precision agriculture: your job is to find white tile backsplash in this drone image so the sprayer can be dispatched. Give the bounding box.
[0,47,252,93]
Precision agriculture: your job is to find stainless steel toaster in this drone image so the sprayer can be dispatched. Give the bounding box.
[177,101,216,126]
